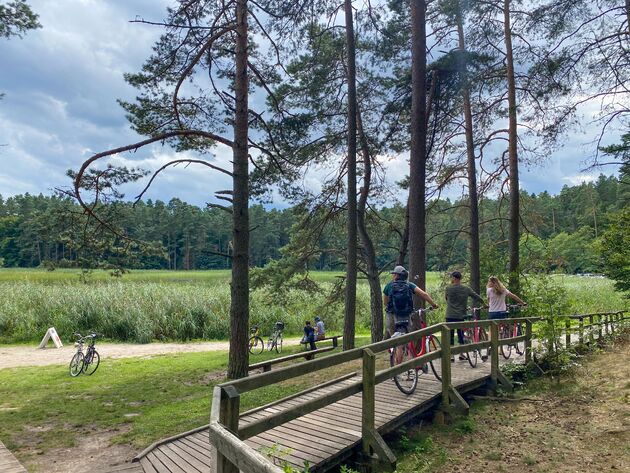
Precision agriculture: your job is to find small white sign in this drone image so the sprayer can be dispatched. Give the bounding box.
[38,327,63,349]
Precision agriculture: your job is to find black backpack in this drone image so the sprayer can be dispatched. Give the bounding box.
[390,280,413,316]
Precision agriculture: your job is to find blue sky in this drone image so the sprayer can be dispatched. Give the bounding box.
[0,0,620,208]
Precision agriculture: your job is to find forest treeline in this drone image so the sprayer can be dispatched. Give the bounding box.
[0,172,625,274]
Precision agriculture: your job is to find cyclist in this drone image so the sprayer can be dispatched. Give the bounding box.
[445,271,486,361]
[486,276,527,319]
[383,265,439,339]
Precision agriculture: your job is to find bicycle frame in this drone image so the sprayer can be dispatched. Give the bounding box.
[391,309,433,369]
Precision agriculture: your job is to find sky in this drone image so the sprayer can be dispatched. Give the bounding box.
[0,0,621,208]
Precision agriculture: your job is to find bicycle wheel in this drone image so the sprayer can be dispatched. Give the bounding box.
[514,323,525,356]
[69,352,84,377]
[463,328,477,368]
[390,343,418,395]
[275,334,283,353]
[83,350,100,375]
[500,325,512,359]
[248,336,264,355]
[427,335,442,381]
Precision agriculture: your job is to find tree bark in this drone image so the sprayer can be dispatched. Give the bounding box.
[408,0,428,297]
[356,107,384,343]
[343,0,358,351]
[397,202,409,266]
[504,0,520,293]
[227,0,250,379]
[456,1,481,295]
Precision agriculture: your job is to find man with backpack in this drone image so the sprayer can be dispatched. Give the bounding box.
[383,265,439,338]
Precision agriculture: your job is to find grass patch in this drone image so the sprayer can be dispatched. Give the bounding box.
[0,336,371,466]
[386,332,630,473]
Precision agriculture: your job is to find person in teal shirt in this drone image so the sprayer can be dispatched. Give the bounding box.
[383,265,439,338]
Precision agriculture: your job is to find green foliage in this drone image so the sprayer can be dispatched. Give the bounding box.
[0,269,627,343]
[596,208,630,295]
[0,0,40,39]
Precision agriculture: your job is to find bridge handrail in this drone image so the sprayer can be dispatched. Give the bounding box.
[210,310,628,473]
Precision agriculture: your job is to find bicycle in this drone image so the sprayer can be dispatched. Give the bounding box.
[69,332,100,377]
[267,321,284,353]
[501,304,526,359]
[460,307,489,368]
[248,325,264,355]
[389,307,442,395]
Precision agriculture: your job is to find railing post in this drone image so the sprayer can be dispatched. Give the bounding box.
[598,314,603,340]
[589,315,594,344]
[490,322,499,387]
[525,320,532,364]
[578,317,584,345]
[565,319,571,348]
[362,348,376,457]
[217,386,240,473]
[440,325,452,410]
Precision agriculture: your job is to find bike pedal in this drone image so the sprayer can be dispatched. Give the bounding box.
[421,364,428,374]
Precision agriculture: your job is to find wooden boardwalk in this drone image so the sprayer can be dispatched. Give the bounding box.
[0,440,27,473]
[127,355,520,473]
[107,311,625,473]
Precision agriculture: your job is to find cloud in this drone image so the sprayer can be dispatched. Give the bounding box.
[0,1,623,210]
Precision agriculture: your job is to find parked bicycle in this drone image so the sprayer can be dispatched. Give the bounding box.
[248,325,264,355]
[389,307,442,395]
[69,332,100,377]
[267,321,284,353]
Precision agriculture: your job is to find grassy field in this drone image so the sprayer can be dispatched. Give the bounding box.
[0,336,372,471]
[0,268,627,343]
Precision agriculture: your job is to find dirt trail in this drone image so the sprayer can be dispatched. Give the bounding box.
[0,338,302,369]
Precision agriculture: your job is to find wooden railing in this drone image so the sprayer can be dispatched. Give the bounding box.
[208,310,627,473]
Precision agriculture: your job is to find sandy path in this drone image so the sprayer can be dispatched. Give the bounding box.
[0,338,302,369]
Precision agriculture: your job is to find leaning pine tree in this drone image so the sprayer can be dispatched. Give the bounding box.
[70,0,288,379]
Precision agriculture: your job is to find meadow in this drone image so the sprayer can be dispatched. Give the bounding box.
[0,268,627,343]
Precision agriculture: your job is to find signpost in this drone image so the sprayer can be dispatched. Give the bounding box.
[38,327,63,349]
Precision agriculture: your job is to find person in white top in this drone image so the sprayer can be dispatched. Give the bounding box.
[486,276,526,319]
[314,316,326,340]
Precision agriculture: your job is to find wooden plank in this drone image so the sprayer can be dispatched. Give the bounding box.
[240,373,357,417]
[150,448,188,473]
[145,451,170,473]
[245,436,317,467]
[138,458,159,473]
[180,435,219,467]
[163,442,208,472]
[105,463,145,472]
[258,430,340,457]
[261,425,350,452]
[0,441,26,473]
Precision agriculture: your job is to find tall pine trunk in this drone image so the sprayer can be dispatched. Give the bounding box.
[456,2,481,294]
[504,0,520,293]
[343,0,358,351]
[227,0,250,379]
[356,107,383,342]
[408,0,428,295]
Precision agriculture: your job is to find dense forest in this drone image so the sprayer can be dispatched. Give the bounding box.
[0,172,625,275]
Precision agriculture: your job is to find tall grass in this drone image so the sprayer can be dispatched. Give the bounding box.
[0,270,626,343]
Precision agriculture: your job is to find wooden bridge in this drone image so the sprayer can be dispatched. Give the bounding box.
[106,311,626,473]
